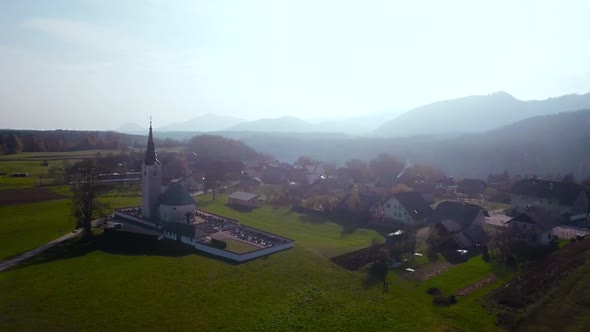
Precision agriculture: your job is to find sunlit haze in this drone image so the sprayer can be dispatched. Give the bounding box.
[1,0,589,130]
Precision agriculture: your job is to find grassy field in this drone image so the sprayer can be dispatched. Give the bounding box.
[224,238,260,254]
[0,193,509,331]
[0,150,129,160]
[0,190,141,260]
[0,199,74,260]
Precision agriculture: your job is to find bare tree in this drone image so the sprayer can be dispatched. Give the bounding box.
[71,160,109,239]
[489,226,516,263]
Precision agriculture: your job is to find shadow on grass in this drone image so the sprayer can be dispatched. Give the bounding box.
[10,231,251,270]
[195,198,217,208]
[225,203,255,213]
[299,214,330,224]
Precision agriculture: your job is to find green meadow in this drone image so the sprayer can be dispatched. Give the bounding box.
[0,194,506,331]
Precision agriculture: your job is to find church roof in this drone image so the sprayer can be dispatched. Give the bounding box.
[160,181,196,206]
[144,121,158,166]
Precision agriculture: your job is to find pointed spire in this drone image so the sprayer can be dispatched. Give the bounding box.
[144,118,157,165]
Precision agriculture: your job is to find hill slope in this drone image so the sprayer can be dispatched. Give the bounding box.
[227,116,314,132]
[375,91,590,137]
[234,109,590,179]
[157,114,245,132]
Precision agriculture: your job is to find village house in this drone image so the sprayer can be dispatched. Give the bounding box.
[242,160,263,172]
[430,201,489,249]
[506,207,558,245]
[381,191,433,224]
[339,186,382,220]
[457,178,487,198]
[510,178,588,222]
[434,176,458,194]
[260,166,290,185]
[228,191,260,209]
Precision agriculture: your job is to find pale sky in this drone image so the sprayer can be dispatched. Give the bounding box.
[1,0,589,130]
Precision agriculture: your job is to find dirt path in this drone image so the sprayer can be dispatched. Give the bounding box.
[0,230,80,272]
[455,274,497,296]
[406,261,454,281]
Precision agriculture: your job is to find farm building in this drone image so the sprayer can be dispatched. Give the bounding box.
[228,191,260,209]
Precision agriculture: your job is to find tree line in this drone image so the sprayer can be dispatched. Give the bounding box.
[0,130,182,155]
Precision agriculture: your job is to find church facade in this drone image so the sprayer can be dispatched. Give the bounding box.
[141,121,196,222]
[112,122,294,262]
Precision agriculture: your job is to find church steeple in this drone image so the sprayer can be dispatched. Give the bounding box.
[144,119,157,165]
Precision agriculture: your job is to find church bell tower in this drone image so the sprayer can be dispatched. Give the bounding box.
[141,120,162,219]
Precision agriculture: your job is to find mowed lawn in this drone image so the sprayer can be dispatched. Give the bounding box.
[224,239,260,254]
[0,194,504,331]
[0,200,74,260]
[0,193,141,260]
[198,196,382,257]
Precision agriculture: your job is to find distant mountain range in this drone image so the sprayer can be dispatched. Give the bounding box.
[225,109,406,134]
[116,114,245,134]
[116,109,406,135]
[116,91,590,139]
[226,116,312,132]
[157,114,245,132]
[375,91,590,137]
[231,109,590,179]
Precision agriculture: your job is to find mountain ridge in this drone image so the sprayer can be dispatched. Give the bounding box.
[375,91,590,137]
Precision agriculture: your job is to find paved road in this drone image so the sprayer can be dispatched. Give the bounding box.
[0,229,81,272]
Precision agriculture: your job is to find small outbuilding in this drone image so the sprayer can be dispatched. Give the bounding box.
[228,191,260,209]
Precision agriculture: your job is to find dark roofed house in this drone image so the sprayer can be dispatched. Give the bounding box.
[506,207,559,245]
[242,160,262,171]
[457,178,487,197]
[228,191,260,209]
[510,179,587,221]
[431,201,489,249]
[382,191,433,224]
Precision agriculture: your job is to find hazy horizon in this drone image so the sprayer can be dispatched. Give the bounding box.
[1,0,590,130]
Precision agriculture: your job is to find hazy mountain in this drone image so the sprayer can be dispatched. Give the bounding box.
[116,122,145,134]
[157,114,245,132]
[227,116,314,132]
[375,91,590,137]
[314,109,407,134]
[232,109,590,180]
[226,109,406,134]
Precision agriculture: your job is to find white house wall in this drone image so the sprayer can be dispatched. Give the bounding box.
[383,198,413,224]
[141,163,163,218]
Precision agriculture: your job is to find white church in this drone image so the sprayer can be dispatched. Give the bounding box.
[141,121,196,223]
[112,122,295,262]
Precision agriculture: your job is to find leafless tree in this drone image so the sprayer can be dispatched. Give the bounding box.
[71,159,109,239]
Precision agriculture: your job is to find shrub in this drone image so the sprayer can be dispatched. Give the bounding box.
[448,295,457,304]
[482,244,490,262]
[432,294,451,306]
[432,294,458,306]
[426,287,441,296]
